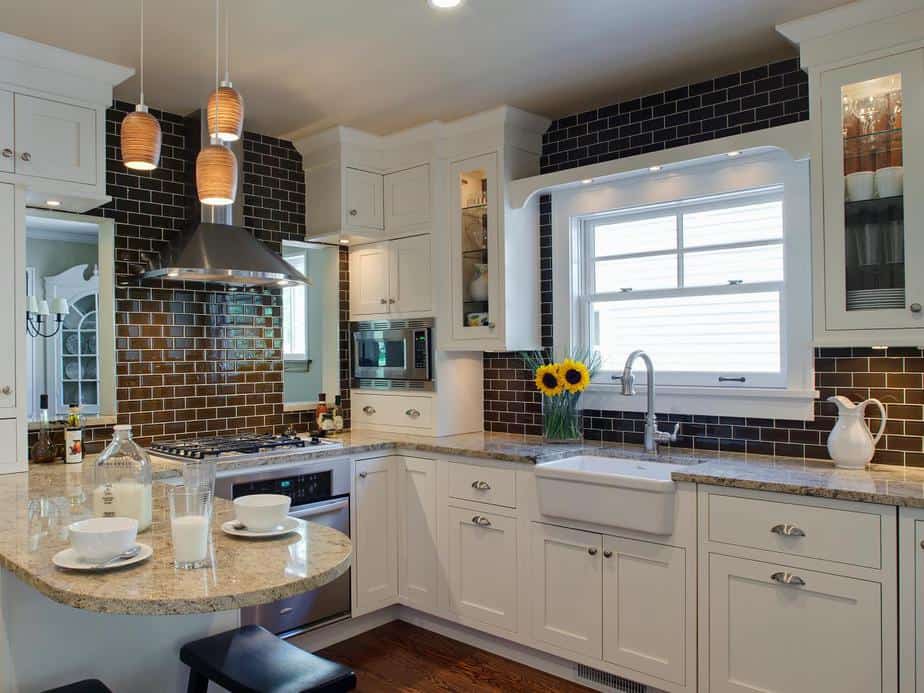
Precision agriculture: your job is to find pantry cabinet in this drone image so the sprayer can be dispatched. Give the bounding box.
[353,456,398,615]
[397,456,438,611]
[900,507,924,693]
[349,234,431,319]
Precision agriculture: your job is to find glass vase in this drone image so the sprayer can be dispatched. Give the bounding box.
[542,393,583,443]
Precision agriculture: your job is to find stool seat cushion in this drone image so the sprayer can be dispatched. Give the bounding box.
[180,625,356,693]
[41,680,112,693]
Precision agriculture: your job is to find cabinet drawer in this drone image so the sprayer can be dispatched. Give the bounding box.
[352,391,433,430]
[448,462,516,508]
[707,492,882,568]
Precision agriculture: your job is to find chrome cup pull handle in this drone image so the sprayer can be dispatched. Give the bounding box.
[770,571,805,586]
[358,471,367,479]
[1,148,12,158]
[471,480,491,490]
[362,405,376,415]
[771,523,805,537]
[405,408,420,419]
[19,151,30,162]
[588,547,598,556]
[471,515,492,527]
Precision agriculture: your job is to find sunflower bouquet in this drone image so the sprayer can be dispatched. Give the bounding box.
[523,349,601,442]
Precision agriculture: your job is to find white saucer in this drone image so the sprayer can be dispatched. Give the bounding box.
[221,517,299,538]
[52,543,153,571]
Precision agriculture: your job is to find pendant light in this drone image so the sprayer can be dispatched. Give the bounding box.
[196,0,238,206]
[206,10,244,142]
[121,0,162,171]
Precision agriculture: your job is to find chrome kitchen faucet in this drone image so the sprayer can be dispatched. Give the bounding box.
[614,350,680,453]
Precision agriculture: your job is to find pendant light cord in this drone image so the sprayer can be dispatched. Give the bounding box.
[214,0,220,137]
[139,0,145,106]
[225,8,230,83]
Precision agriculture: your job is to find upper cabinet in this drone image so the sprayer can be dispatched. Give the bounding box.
[0,33,132,212]
[385,165,431,232]
[779,3,924,346]
[349,234,432,319]
[344,167,384,232]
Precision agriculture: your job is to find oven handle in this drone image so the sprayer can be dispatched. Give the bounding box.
[290,497,349,520]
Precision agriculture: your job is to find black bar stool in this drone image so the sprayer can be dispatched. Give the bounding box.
[180,625,356,693]
[41,681,112,693]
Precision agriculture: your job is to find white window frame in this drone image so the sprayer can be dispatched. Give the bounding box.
[552,150,817,419]
[282,247,309,363]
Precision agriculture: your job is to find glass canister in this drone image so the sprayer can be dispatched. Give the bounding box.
[92,424,153,531]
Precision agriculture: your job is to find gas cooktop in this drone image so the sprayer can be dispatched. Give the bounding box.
[149,433,341,460]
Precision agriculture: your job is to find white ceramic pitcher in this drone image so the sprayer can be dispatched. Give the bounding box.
[826,395,887,469]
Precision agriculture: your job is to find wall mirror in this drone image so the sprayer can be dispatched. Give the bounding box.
[281,240,340,410]
[25,210,115,424]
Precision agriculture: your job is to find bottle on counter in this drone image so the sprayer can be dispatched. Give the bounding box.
[30,394,57,464]
[65,403,83,464]
[333,395,344,432]
[93,424,152,531]
[316,393,328,418]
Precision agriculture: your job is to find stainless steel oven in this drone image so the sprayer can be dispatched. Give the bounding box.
[350,318,433,390]
[215,456,351,637]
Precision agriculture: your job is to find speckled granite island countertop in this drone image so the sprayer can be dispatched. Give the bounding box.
[0,463,352,615]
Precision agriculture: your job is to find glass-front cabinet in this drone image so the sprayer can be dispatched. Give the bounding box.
[821,50,924,333]
[450,152,500,344]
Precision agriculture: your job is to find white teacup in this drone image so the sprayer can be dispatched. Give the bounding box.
[68,517,138,562]
[233,494,291,532]
[875,166,903,198]
[845,171,875,201]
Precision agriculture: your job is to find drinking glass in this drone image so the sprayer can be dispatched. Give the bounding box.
[168,485,212,569]
[181,459,216,498]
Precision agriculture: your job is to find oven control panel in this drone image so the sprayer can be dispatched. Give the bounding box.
[232,470,333,507]
[413,329,429,371]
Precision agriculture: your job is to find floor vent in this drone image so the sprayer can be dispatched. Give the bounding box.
[574,664,647,692]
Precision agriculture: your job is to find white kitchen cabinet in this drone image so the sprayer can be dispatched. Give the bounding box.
[353,456,398,615]
[602,536,685,685]
[384,164,430,233]
[0,90,12,175]
[14,95,96,186]
[0,183,15,411]
[530,523,602,658]
[900,507,924,693]
[707,553,883,693]
[349,234,431,319]
[345,167,384,232]
[447,505,517,632]
[397,456,438,611]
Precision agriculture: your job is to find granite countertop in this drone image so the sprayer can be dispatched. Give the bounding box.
[0,463,352,615]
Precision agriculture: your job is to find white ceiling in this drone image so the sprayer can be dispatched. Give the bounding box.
[0,0,847,139]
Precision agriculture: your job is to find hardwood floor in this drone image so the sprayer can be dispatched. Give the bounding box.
[317,621,592,692]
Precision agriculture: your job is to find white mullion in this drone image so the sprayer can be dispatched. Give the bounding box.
[676,209,685,288]
[589,280,784,304]
[592,237,783,264]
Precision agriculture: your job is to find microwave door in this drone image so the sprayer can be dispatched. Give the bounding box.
[354,329,409,379]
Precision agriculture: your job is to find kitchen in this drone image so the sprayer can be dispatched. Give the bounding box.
[1,0,924,691]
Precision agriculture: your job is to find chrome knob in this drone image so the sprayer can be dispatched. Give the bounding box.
[380,298,388,305]
[471,480,491,490]
[471,515,492,527]
[912,303,922,313]
[0,386,10,396]
[770,571,805,586]
[603,550,613,558]
[486,322,496,329]
[349,209,358,217]
[588,548,598,556]
[388,298,396,304]
[358,471,367,479]
[771,523,805,537]
[19,152,30,162]
[1,148,11,158]
[405,408,420,419]
[362,405,375,415]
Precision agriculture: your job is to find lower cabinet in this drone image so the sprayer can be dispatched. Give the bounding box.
[447,505,518,632]
[900,507,924,693]
[353,456,398,615]
[707,553,884,693]
[530,523,686,686]
[397,456,438,610]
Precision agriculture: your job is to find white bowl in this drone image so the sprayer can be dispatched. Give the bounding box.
[845,171,875,201]
[233,494,291,532]
[875,166,903,198]
[68,517,138,562]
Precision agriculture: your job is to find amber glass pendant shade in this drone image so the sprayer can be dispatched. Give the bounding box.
[207,83,244,142]
[196,143,238,205]
[121,104,162,171]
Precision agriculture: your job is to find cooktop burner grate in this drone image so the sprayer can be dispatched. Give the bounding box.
[150,433,307,459]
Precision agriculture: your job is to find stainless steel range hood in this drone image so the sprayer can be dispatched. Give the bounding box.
[141,110,309,288]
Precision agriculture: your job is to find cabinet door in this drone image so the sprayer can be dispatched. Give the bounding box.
[708,554,883,693]
[447,506,517,632]
[14,95,96,185]
[449,153,500,343]
[821,50,924,331]
[345,168,384,231]
[354,456,398,614]
[603,536,685,685]
[349,243,391,316]
[0,90,12,174]
[384,164,430,232]
[530,523,602,658]
[0,184,15,409]
[397,456,438,610]
[390,234,431,314]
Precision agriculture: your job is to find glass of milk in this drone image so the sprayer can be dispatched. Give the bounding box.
[168,486,212,569]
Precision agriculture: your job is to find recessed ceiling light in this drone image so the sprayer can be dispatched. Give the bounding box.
[340,239,350,244]
[649,166,662,172]
[872,345,889,350]
[727,151,741,157]
[428,0,463,8]
[277,280,289,286]
[167,270,179,278]
[581,178,593,185]
[45,199,61,207]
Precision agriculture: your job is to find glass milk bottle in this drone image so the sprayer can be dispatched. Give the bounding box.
[93,425,153,531]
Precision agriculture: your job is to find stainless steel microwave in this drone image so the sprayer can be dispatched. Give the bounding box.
[350,318,433,390]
